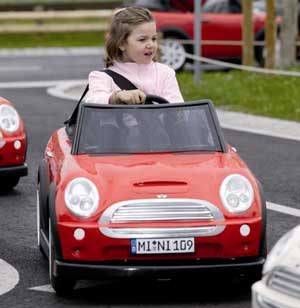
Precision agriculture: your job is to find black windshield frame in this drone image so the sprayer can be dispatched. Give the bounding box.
[71,100,227,155]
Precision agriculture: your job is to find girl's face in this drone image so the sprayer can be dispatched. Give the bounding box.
[121,21,158,64]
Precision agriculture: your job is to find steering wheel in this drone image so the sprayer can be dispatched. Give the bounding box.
[145,94,170,105]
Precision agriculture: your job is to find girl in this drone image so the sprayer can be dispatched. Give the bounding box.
[85,6,184,105]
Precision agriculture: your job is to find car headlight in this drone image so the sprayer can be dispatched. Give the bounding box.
[0,104,20,133]
[64,177,99,218]
[220,174,254,214]
[263,228,294,275]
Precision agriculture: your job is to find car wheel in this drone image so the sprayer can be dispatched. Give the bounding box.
[49,219,76,295]
[160,37,187,71]
[37,183,47,257]
[37,185,41,248]
[0,176,19,192]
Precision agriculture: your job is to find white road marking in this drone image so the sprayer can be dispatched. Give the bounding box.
[47,81,86,101]
[29,284,55,293]
[30,281,108,293]
[0,259,19,295]
[0,65,42,72]
[267,201,300,217]
[0,80,85,89]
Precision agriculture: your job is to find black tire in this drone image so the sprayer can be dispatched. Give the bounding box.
[37,161,50,231]
[37,182,47,258]
[37,162,49,255]
[49,219,76,295]
[0,176,19,192]
[254,46,264,67]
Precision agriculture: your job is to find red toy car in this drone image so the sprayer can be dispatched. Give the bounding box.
[134,0,280,70]
[0,96,27,191]
[37,95,266,294]
[133,0,207,12]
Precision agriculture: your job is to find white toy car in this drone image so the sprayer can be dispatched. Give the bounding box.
[252,225,300,308]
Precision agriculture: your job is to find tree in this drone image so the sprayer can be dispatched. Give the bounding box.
[280,0,298,67]
[242,0,254,66]
[265,0,276,69]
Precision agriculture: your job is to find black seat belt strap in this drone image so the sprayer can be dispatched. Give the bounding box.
[65,69,137,125]
[104,69,138,91]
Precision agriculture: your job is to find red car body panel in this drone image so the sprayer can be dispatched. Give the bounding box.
[154,11,273,59]
[0,97,26,167]
[45,127,264,262]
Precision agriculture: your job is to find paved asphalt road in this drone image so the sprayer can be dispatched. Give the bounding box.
[0,51,299,308]
[0,48,103,83]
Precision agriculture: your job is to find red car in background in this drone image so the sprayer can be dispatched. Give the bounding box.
[134,0,277,70]
[0,96,27,191]
[133,0,207,12]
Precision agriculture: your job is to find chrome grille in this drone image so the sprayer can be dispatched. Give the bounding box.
[268,266,300,300]
[111,203,214,223]
[99,198,225,238]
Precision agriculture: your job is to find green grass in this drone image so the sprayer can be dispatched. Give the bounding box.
[1,31,105,48]
[177,70,300,122]
[0,18,108,25]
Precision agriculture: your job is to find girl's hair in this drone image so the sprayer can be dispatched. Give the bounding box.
[104,6,158,67]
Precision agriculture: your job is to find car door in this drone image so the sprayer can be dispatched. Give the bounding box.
[201,0,243,58]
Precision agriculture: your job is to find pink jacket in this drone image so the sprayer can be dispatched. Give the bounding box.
[85,61,184,104]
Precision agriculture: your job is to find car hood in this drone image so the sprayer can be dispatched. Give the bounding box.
[68,151,255,201]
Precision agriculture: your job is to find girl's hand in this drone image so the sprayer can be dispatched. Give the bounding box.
[110,89,146,104]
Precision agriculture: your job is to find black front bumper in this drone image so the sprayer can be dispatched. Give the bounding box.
[54,257,265,280]
[0,163,28,177]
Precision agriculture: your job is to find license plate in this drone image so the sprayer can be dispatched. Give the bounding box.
[131,237,195,255]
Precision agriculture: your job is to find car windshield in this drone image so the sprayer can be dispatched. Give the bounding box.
[202,0,241,14]
[131,0,168,11]
[76,103,223,155]
[253,0,283,15]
